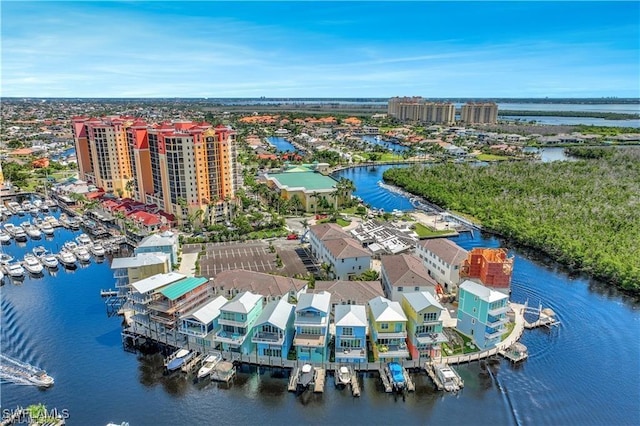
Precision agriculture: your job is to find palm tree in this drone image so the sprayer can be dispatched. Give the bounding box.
[330,188,340,212]
[299,218,310,232]
[290,195,303,216]
[320,262,334,280]
[310,192,320,215]
[125,179,135,198]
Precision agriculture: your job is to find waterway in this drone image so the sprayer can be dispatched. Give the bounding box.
[361,135,409,153]
[501,115,640,128]
[1,185,639,425]
[265,136,298,153]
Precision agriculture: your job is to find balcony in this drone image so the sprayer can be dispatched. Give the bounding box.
[488,305,509,317]
[214,329,248,345]
[294,315,328,326]
[179,324,207,338]
[218,317,249,328]
[416,332,447,345]
[376,343,409,360]
[487,315,508,327]
[485,326,505,340]
[293,333,325,348]
[252,331,284,345]
[375,331,407,340]
[149,312,176,326]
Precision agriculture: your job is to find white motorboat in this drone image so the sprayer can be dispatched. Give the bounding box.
[3,223,18,236]
[40,222,55,236]
[13,229,28,242]
[0,253,14,265]
[57,250,77,269]
[29,206,40,217]
[67,217,81,230]
[43,215,61,228]
[197,353,222,379]
[6,202,20,214]
[34,247,59,269]
[21,222,42,240]
[336,366,351,387]
[0,354,54,388]
[63,241,78,252]
[22,254,43,275]
[0,206,10,217]
[433,363,463,392]
[0,230,11,243]
[76,233,92,245]
[58,213,71,228]
[165,349,194,371]
[90,243,106,257]
[5,262,25,278]
[74,246,91,263]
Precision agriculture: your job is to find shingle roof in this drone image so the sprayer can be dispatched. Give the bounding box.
[313,280,384,305]
[368,296,407,322]
[380,254,436,287]
[335,305,368,327]
[418,238,468,265]
[213,269,307,296]
[309,223,350,241]
[324,238,371,259]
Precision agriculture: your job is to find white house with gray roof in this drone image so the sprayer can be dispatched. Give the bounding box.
[252,298,295,359]
[135,231,178,266]
[367,296,409,361]
[380,253,438,302]
[415,238,468,292]
[309,223,371,280]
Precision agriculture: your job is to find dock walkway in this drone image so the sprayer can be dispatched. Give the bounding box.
[314,368,325,393]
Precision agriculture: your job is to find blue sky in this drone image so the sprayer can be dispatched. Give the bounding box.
[1,1,639,98]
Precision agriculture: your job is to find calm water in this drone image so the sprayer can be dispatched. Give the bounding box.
[502,115,640,128]
[2,182,639,425]
[266,136,298,153]
[361,135,409,152]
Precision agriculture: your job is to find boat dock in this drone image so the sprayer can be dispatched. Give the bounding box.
[100,289,118,297]
[210,361,236,383]
[288,367,300,392]
[350,370,361,397]
[499,342,529,363]
[524,305,560,329]
[403,368,415,392]
[424,362,464,392]
[313,367,325,393]
[378,367,393,393]
[181,353,204,374]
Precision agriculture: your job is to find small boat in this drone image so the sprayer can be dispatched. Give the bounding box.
[433,363,463,392]
[387,362,406,392]
[57,250,77,269]
[297,364,315,392]
[64,241,78,252]
[38,221,55,236]
[90,243,106,257]
[165,349,193,371]
[0,354,54,388]
[21,222,42,240]
[22,254,43,275]
[336,366,351,387]
[76,233,92,245]
[0,253,14,265]
[43,215,61,227]
[13,229,28,242]
[6,202,21,214]
[74,246,91,263]
[67,217,81,230]
[29,206,40,217]
[197,353,222,379]
[34,246,59,269]
[5,262,25,278]
[3,223,17,236]
[58,213,71,228]
[0,230,11,243]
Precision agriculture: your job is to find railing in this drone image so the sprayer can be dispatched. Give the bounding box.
[488,305,509,316]
[218,318,250,328]
[252,332,284,344]
[294,316,328,326]
[374,331,407,340]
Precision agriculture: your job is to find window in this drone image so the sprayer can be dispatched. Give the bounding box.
[472,319,475,324]
[398,287,403,292]
[381,323,389,330]
[423,312,437,322]
[342,327,353,336]
[414,287,419,291]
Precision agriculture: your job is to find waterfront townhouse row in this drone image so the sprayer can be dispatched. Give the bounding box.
[71,116,241,225]
[116,265,510,364]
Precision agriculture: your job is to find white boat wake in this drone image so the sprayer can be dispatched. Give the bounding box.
[0,353,54,387]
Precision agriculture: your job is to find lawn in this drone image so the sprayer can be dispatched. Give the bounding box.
[413,223,457,238]
[476,153,512,161]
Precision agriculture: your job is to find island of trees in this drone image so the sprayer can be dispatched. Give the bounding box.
[383,147,640,295]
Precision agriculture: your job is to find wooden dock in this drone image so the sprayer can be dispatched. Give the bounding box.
[350,371,361,397]
[378,367,392,393]
[499,342,529,363]
[211,361,236,383]
[424,362,463,392]
[403,367,415,392]
[100,289,118,297]
[181,353,203,374]
[314,367,325,393]
[288,367,299,392]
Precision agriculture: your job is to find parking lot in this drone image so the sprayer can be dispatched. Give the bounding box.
[183,239,314,279]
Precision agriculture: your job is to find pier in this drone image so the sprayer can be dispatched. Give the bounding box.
[378,367,393,393]
[350,370,361,397]
[100,289,118,297]
[288,367,299,392]
[313,367,325,393]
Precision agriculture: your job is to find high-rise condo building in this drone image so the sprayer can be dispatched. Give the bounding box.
[387,97,456,124]
[460,102,498,124]
[72,117,240,224]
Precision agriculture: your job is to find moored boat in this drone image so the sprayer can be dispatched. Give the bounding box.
[197,353,222,379]
[76,233,92,245]
[22,254,44,275]
[90,243,106,257]
[165,349,194,371]
[297,364,315,392]
[0,230,11,243]
[57,250,77,269]
[74,246,91,263]
[5,262,25,278]
[336,365,351,387]
[387,362,406,392]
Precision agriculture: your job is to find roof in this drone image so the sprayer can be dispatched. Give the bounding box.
[110,252,168,270]
[267,171,337,191]
[459,280,509,303]
[212,269,307,296]
[309,223,350,241]
[368,296,407,322]
[181,296,228,324]
[381,254,436,287]
[137,232,176,248]
[324,238,371,259]
[418,238,468,266]
[128,211,162,226]
[253,298,295,330]
[313,280,384,305]
[222,291,263,314]
[160,276,208,301]
[335,305,368,327]
[403,291,444,312]
[131,272,186,294]
[296,291,331,314]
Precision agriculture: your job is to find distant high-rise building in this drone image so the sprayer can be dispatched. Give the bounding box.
[460,102,498,124]
[387,97,455,124]
[72,117,240,224]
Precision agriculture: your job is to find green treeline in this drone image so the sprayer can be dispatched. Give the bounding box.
[383,148,640,295]
[564,146,614,159]
[498,110,640,120]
